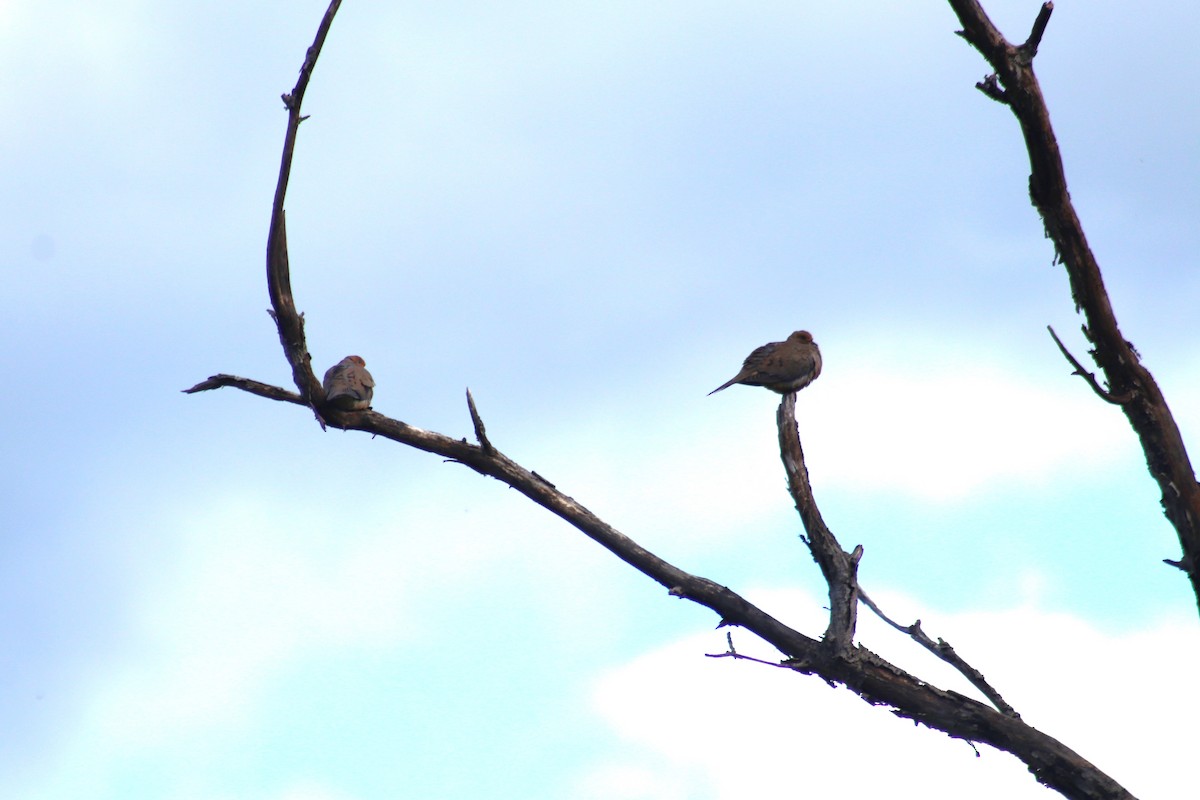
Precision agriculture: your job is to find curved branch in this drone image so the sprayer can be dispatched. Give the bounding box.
[777,393,859,653]
[778,394,1020,718]
[949,0,1200,611]
[265,0,344,409]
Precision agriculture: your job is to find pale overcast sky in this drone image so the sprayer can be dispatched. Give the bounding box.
[3,1,1199,798]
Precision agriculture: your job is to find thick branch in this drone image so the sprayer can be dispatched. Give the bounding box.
[284,397,1129,800]
[776,393,859,653]
[948,0,1200,611]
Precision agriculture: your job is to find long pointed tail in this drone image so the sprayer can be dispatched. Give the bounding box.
[708,378,738,396]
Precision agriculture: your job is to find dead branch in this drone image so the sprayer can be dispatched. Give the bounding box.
[265,0,344,410]
[182,374,304,405]
[198,382,1131,799]
[777,393,859,654]
[859,589,1019,719]
[182,3,1143,798]
[465,388,495,454]
[949,0,1200,611]
[1047,325,1133,405]
[779,395,1021,717]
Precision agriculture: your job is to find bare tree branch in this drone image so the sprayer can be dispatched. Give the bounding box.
[465,388,495,455]
[200,381,1132,799]
[182,374,304,405]
[777,393,859,653]
[948,0,1200,612]
[1047,325,1132,405]
[1021,1,1053,56]
[859,589,1019,719]
[182,4,1148,798]
[779,394,1021,719]
[706,632,797,669]
[265,0,344,411]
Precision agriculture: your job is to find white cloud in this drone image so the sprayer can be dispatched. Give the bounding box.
[802,345,1136,500]
[571,763,695,800]
[514,337,1139,557]
[587,589,1198,799]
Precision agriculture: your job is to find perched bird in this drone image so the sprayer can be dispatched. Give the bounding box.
[322,355,375,410]
[709,330,822,395]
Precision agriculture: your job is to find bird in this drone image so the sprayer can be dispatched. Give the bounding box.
[709,330,822,395]
[322,355,375,410]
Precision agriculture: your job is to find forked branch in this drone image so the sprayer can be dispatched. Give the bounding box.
[183,3,1140,798]
[777,393,860,653]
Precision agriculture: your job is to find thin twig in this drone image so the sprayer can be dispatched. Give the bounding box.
[465,388,495,454]
[182,375,304,404]
[706,640,796,669]
[858,588,1019,718]
[1047,326,1132,405]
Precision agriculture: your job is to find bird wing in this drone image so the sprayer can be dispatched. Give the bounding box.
[709,342,780,393]
[322,363,347,394]
[324,362,364,399]
[736,343,790,386]
[758,345,818,388]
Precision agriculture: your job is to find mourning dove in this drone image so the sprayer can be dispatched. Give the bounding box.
[322,355,375,410]
[709,330,822,395]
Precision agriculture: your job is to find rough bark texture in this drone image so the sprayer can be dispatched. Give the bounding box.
[949,0,1200,611]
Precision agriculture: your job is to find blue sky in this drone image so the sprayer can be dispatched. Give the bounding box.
[3,1,1199,798]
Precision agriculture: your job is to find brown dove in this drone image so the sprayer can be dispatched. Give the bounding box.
[322,355,375,410]
[709,330,822,395]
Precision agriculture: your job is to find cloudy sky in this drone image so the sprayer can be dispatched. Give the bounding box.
[3,1,1199,798]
